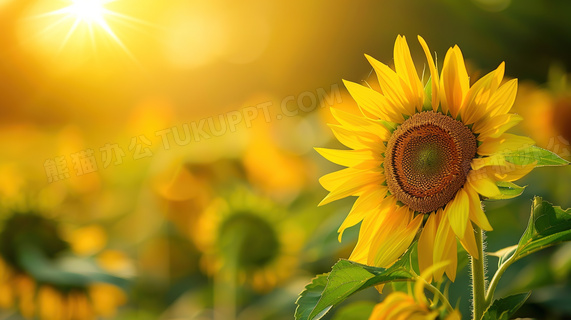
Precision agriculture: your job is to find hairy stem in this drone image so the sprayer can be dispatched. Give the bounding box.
[471,226,486,320]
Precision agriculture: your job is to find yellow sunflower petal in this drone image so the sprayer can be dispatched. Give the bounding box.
[338,187,388,241]
[467,169,501,198]
[461,62,505,125]
[459,221,478,258]
[444,232,458,281]
[488,79,518,117]
[319,167,359,191]
[418,36,440,112]
[319,169,384,205]
[440,45,469,118]
[319,167,383,199]
[432,209,448,265]
[365,54,415,116]
[487,162,537,182]
[349,198,396,263]
[471,154,506,170]
[343,79,405,123]
[478,133,535,156]
[370,210,423,267]
[473,113,522,140]
[394,35,424,112]
[465,184,493,231]
[487,114,523,139]
[314,148,381,168]
[328,124,384,152]
[446,189,470,239]
[331,107,391,140]
[418,212,439,281]
[433,210,458,281]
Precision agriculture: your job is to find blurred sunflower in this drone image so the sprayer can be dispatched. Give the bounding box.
[193,187,303,292]
[368,273,460,320]
[317,35,537,281]
[0,212,128,319]
[243,121,312,200]
[514,72,571,159]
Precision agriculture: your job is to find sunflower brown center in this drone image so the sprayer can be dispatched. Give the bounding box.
[385,111,477,213]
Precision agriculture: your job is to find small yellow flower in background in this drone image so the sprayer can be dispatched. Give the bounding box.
[317,35,537,281]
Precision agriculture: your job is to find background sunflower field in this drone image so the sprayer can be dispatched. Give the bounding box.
[1,0,570,319]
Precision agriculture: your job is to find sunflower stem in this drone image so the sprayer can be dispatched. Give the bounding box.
[214,239,241,320]
[471,226,486,320]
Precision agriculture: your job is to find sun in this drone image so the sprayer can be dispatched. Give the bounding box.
[52,0,128,54]
[24,0,147,61]
[66,0,109,24]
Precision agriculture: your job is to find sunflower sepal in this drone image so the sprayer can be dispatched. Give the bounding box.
[375,119,399,133]
[295,247,418,320]
[480,292,531,320]
[422,76,434,112]
[485,181,525,200]
[502,145,570,167]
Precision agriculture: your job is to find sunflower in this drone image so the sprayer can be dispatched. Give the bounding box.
[193,187,303,292]
[317,35,536,281]
[514,77,571,160]
[243,120,312,200]
[368,273,461,320]
[0,213,127,319]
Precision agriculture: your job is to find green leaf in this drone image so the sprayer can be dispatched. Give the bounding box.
[295,248,417,320]
[516,197,571,259]
[503,146,570,167]
[17,244,128,289]
[295,274,329,320]
[488,181,525,200]
[489,198,571,303]
[481,292,531,320]
[308,260,376,320]
[330,301,376,320]
[494,197,571,269]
